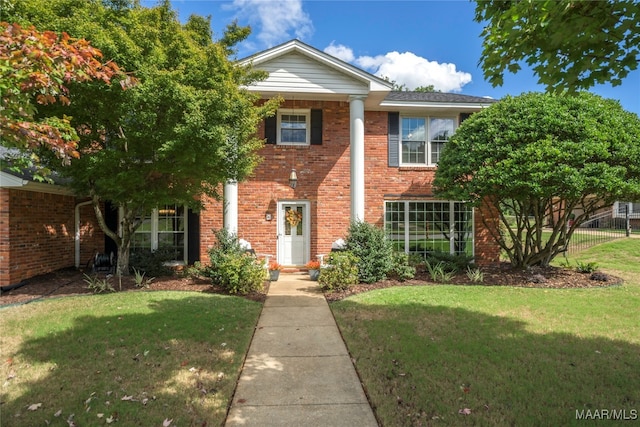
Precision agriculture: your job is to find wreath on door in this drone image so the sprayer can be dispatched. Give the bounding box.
[286,209,302,227]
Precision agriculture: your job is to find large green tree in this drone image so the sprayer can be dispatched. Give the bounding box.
[434,92,640,268]
[7,0,278,274]
[475,0,640,92]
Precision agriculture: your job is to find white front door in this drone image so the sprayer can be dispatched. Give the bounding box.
[278,201,309,265]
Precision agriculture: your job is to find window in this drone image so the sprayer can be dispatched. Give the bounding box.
[384,201,473,258]
[615,201,640,218]
[131,204,187,262]
[400,117,455,165]
[278,109,310,145]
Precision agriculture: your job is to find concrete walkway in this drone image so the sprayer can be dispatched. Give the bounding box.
[225,273,378,426]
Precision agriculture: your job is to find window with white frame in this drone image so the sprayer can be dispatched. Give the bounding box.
[614,201,640,218]
[278,109,310,145]
[131,204,187,261]
[384,201,473,258]
[401,117,455,165]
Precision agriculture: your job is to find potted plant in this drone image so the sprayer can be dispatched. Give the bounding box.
[305,260,321,281]
[268,261,282,281]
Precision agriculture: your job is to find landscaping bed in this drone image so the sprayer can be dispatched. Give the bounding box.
[325,263,623,302]
[0,268,268,307]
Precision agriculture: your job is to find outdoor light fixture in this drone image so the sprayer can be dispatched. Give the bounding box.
[288,169,298,189]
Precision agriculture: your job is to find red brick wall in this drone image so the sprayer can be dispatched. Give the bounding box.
[198,100,500,265]
[0,189,104,286]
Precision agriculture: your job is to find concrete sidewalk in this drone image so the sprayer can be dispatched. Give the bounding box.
[225,273,378,426]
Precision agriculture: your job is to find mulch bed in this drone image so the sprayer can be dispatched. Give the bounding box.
[0,268,269,307]
[0,264,622,307]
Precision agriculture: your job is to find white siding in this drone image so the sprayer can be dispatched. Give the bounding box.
[250,52,369,95]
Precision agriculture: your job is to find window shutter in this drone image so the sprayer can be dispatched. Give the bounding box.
[388,112,400,167]
[187,209,200,264]
[459,112,472,124]
[264,115,276,144]
[310,109,323,145]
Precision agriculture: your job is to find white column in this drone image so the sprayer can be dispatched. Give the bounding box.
[223,180,238,235]
[349,95,365,222]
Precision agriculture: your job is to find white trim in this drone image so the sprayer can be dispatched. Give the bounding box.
[399,115,457,167]
[240,40,392,92]
[0,171,73,195]
[383,200,475,258]
[277,109,311,145]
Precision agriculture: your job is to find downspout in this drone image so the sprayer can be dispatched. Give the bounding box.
[75,200,93,268]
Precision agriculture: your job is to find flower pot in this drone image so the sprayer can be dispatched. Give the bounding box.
[269,270,280,281]
[308,269,320,281]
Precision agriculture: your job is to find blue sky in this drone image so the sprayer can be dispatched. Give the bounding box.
[143,0,639,115]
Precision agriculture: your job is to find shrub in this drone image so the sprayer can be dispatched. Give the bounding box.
[202,229,266,294]
[83,274,115,293]
[425,251,474,273]
[389,252,416,282]
[318,251,359,292]
[345,221,394,283]
[425,261,456,283]
[576,261,599,274]
[129,246,175,277]
[466,267,484,283]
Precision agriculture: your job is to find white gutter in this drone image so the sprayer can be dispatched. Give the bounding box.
[75,200,93,268]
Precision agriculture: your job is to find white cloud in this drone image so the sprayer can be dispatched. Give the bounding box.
[323,42,355,62]
[228,0,313,47]
[354,50,472,93]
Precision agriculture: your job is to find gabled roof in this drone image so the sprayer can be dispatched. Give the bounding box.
[239,39,392,106]
[240,40,496,111]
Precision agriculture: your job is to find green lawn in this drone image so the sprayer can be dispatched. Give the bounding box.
[332,238,640,426]
[0,291,261,427]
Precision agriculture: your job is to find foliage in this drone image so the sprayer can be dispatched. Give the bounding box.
[576,261,599,274]
[425,261,456,283]
[203,229,265,294]
[475,0,640,93]
[268,261,282,271]
[345,220,395,283]
[83,273,115,293]
[305,260,321,270]
[388,252,416,282]
[434,92,640,268]
[129,247,174,277]
[6,0,279,275]
[425,251,475,273]
[466,266,484,283]
[0,22,129,174]
[318,251,359,292]
[131,267,154,288]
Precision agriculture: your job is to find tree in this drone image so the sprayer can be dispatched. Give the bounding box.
[9,0,278,275]
[433,92,640,268]
[0,22,128,173]
[475,0,640,93]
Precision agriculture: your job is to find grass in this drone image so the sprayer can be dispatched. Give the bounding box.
[0,291,262,427]
[331,238,640,426]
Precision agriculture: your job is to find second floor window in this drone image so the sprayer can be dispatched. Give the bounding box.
[278,109,310,145]
[401,117,455,166]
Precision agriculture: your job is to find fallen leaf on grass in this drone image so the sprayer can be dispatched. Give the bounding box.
[54,409,62,417]
[121,395,135,401]
[163,418,173,426]
[458,408,472,415]
[28,403,43,411]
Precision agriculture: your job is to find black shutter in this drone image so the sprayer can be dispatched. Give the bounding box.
[187,209,200,264]
[310,109,323,145]
[264,115,276,144]
[388,112,400,167]
[459,112,472,124]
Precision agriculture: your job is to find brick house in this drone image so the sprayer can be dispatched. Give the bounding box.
[0,40,501,287]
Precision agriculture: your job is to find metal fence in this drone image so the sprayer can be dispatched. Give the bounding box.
[566,210,632,254]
